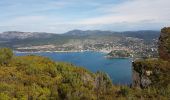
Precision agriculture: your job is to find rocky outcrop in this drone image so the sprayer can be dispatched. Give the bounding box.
[132,59,170,88]
[132,27,170,88]
[158,27,170,61]
[132,61,152,88]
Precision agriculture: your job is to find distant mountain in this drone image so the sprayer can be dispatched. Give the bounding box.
[0,31,56,40]
[0,30,160,40]
[64,30,160,40]
[122,30,160,40]
[64,30,117,36]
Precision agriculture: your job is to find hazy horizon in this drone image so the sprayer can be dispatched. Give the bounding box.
[0,29,161,34]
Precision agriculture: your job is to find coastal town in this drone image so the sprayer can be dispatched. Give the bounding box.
[15,36,158,58]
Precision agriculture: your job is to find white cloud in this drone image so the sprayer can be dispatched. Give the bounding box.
[77,0,170,25]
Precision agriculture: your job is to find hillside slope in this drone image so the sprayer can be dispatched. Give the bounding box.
[0,48,115,99]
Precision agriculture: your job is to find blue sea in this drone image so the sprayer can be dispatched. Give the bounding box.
[16,51,132,85]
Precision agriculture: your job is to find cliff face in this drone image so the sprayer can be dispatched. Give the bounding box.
[158,27,170,61]
[132,27,170,88]
[132,59,170,88]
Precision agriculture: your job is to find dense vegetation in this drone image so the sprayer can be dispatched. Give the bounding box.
[0,48,114,99]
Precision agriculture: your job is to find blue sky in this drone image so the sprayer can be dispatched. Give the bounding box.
[0,0,170,33]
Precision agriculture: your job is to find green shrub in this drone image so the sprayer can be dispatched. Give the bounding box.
[0,48,13,65]
[0,93,10,100]
[119,86,130,96]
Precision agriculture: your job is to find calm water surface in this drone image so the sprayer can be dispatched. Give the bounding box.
[16,51,132,85]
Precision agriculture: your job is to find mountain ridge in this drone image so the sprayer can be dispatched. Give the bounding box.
[0,30,160,40]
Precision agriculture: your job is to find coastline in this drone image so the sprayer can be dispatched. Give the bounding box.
[105,55,132,59]
[14,50,109,54]
[14,50,133,60]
